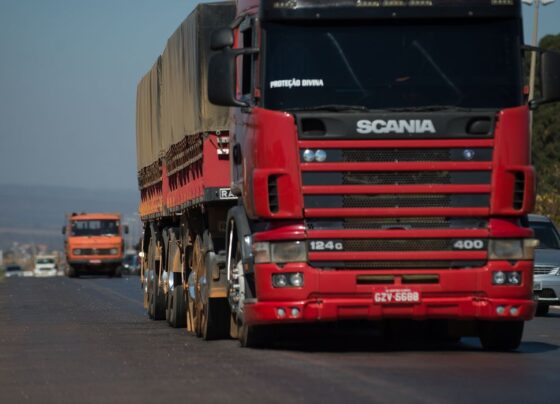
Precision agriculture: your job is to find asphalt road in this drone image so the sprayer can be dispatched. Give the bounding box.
[1,276,559,404]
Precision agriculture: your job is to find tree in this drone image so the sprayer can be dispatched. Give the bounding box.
[532,34,560,222]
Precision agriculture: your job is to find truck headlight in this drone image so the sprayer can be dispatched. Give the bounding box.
[271,241,307,263]
[272,272,304,288]
[492,271,522,286]
[110,248,118,255]
[253,241,307,264]
[488,239,538,260]
[73,249,82,255]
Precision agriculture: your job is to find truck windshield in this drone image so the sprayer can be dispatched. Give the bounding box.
[263,19,523,111]
[71,220,119,236]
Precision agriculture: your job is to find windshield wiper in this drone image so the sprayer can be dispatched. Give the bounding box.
[286,104,369,112]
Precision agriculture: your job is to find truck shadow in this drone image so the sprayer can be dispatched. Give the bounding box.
[259,322,559,354]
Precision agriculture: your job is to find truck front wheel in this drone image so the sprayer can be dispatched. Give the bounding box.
[479,320,524,351]
[67,265,78,278]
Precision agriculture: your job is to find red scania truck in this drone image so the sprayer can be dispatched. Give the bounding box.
[137,0,560,349]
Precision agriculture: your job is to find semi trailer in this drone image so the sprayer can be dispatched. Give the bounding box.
[137,0,560,349]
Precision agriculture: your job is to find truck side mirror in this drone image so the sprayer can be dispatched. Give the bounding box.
[539,50,560,106]
[208,48,258,108]
[211,28,234,50]
[62,226,66,235]
[124,225,129,234]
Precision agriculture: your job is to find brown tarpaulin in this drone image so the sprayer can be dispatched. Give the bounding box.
[136,2,235,171]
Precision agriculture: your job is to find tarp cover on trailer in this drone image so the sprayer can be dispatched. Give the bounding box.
[136,2,235,171]
[136,57,162,170]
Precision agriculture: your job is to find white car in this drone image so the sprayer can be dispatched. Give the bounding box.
[33,255,58,277]
[529,215,560,316]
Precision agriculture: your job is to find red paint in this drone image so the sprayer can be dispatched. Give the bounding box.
[243,260,535,325]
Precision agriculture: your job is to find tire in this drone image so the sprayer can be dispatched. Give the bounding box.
[536,304,549,316]
[239,322,270,349]
[67,265,77,278]
[168,285,186,328]
[202,298,230,340]
[114,266,123,278]
[149,271,166,320]
[479,320,524,351]
[146,232,166,320]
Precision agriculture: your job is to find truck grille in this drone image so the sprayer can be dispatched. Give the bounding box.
[305,194,489,209]
[534,266,559,275]
[307,217,488,230]
[342,239,454,252]
[76,249,114,256]
[341,148,492,163]
[300,139,493,272]
[535,289,558,299]
[303,171,491,186]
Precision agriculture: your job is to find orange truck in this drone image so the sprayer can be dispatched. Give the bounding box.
[62,213,127,278]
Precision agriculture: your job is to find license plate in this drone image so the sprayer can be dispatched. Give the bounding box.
[534,282,542,291]
[374,288,421,304]
[89,259,102,264]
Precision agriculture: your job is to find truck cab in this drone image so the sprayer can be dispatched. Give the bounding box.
[207,0,560,349]
[63,213,126,278]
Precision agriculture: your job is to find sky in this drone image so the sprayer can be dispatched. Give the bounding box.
[0,0,559,191]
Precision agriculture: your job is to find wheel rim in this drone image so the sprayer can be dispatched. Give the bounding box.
[227,220,245,340]
[192,236,207,337]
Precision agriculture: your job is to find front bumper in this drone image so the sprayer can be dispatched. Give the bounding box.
[244,260,536,325]
[67,259,122,271]
[533,277,560,305]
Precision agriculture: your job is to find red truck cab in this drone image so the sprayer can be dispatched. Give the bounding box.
[63,213,127,278]
[207,0,560,348]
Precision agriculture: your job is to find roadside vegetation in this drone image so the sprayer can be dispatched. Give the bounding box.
[533,34,560,223]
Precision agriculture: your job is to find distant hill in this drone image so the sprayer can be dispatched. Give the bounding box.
[0,184,140,250]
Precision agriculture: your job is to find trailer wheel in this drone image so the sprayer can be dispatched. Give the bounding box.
[185,240,199,335]
[479,320,524,351]
[168,285,186,328]
[189,236,208,337]
[147,238,166,320]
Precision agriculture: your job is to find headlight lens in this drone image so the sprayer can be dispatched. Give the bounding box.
[302,149,315,162]
[488,239,538,260]
[492,271,522,286]
[253,242,271,264]
[493,271,506,285]
[289,272,304,287]
[271,241,307,263]
[253,241,307,264]
[73,249,82,255]
[507,271,521,285]
[110,248,118,255]
[272,274,288,288]
[314,149,327,162]
[488,240,523,260]
[551,267,560,276]
[272,272,304,288]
